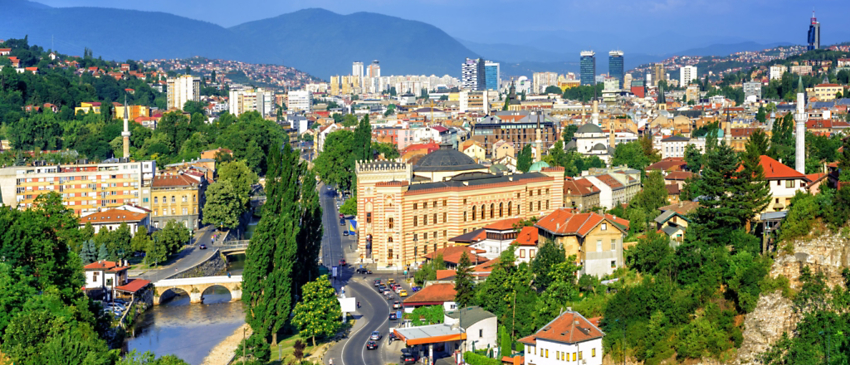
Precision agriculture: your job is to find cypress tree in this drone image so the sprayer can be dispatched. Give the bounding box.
[295,168,323,296]
[96,243,108,261]
[242,142,302,358]
[691,142,741,245]
[454,251,475,308]
[517,144,533,173]
[734,133,772,229]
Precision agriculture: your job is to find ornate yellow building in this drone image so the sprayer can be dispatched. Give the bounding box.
[355,145,565,268]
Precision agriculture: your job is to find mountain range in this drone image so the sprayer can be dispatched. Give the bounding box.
[0,0,804,80]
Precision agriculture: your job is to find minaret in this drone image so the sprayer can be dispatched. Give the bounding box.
[724,108,732,146]
[535,111,543,162]
[591,100,599,126]
[795,76,807,174]
[581,104,586,124]
[121,95,131,158]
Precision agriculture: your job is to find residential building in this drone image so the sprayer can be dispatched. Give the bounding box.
[462,58,485,91]
[813,83,843,101]
[166,75,200,110]
[352,61,364,78]
[808,11,820,51]
[460,140,486,162]
[535,208,628,277]
[484,61,500,91]
[444,307,498,354]
[563,178,601,211]
[520,310,604,365]
[287,90,313,113]
[770,65,787,80]
[145,174,207,230]
[79,208,150,236]
[680,65,698,87]
[402,283,457,312]
[491,140,515,160]
[749,155,810,213]
[743,81,762,100]
[580,167,641,209]
[580,51,596,86]
[75,101,102,115]
[654,201,698,247]
[685,85,700,102]
[534,72,559,94]
[790,65,813,75]
[113,104,149,121]
[472,112,559,155]
[367,60,381,78]
[84,260,130,301]
[660,135,689,159]
[0,160,156,215]
[608,51,624,88]
[652,63,665,86]
[354,147,565,267]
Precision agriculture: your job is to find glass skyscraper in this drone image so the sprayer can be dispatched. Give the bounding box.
[484,61,500,91]
[580,51,596,86]
[609,50,624,89]
[807,12,820,51]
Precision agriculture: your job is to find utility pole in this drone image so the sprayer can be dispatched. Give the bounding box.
[242,326,246,365]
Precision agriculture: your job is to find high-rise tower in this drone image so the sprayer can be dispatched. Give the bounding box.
[121,95,131,158]
[795,76,807,174]
[807,11,820,51]
[608,51,625,89]
[580,51,596,86]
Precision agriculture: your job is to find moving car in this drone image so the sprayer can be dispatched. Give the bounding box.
[374,279,382,287]
[199,244,207,250]
[392,301,402,309]
[343,231,349,236]
[356,268,371,274]
[366,341,378,350]
[370,331,382,341]
[399,289,408,297]
[387,278,396,285]
[388,312,398,320]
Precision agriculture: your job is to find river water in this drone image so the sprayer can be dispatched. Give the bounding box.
[126,254,247,365]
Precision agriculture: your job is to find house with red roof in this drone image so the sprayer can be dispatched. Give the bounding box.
[535,208,628,277]
[79,209,150,237]
[402,283,457,312]
[563,177,600,210]
[519,309,605,365]
[739,155,810,212]
[423,246,488,269]
[84,260,130,300]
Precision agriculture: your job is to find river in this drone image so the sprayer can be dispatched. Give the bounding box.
[126,254,247,365]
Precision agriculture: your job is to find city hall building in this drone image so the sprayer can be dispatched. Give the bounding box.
[355,145,565,268]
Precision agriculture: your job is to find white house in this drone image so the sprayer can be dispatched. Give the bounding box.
[660,135,689,159]
[84,260,130,301]
[750,155,811,213]
[520,309,605,365]
[79,209,150,237]
[444,307,498,354]
[316,123,341,152]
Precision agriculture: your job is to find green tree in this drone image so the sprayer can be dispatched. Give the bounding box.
[339,198,356,216]
[294,168,323,298]
[242,142,301,355]
[768,113,795,168]
[218,160,258,211]
[202,180,244,230]
[454,251,475,308]
[292,275,342,347]
[734,131,772,227]
[747,129,770,157]
[612,140,651,172]
[116,350,190,365]
[499,325,511,357]
[517,144,533,173]
[632,170,669,217]
[690,142,744,244]
[530,239,565,292]
[97,242,109,261]
[80,239,97,264]
[562,125,578,145]
[313,130,355,190]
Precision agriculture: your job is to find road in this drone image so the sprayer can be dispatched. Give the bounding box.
[319,183,414,365]
[132,225,219,282]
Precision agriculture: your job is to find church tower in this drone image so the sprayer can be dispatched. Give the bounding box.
[122,95,131,158]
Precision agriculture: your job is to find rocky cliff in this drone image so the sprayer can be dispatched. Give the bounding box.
[734,232,850,364]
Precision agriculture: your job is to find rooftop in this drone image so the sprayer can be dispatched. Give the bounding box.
[445,306,496,328]
[80,209,147,225]
[519,310,605,345]
[403,283,457,306]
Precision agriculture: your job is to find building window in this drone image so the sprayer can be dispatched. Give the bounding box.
[611,260,617,268]
[611,239,616,251]
[183,208,188,215]
[423,232,428,240]
[443,200,447,207]
[433,213,437,224]
[519,249,525,258]
[530,249,536,258]
[530,202,533,212]
[414,217,418,227]
[480,205,485,220]
[443,212,447,223]
[578,351,583,360]
[423,215,428,225]
[413,203,418,210]
[182,195,187,202]
[171,196,175,203]
[388,218,394,229]
[367,212,372,223]
[545,349,548,358]
[785,180,795,188]
[573,353,576,361]
[464,211,467,222]
[423,202,428,208]
[592,348,596,357]
[597,239,602,251]
[154,197,158,204]
[479,329,483,337]
[546,200,549,210]
[601,223,607,231]
[443,230,447,237]
[507,202,512,216]
[499,203,503,217]
[472,206,476,221]
[537,201,541,211]
[463,199,467,205]
[490,203,494,218]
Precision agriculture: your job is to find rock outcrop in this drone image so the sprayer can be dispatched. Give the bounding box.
[733,232,850,364]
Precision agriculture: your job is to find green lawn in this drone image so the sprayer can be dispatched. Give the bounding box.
[267,331,316,365]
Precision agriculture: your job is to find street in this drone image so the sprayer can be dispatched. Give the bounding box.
[319,183,415,365]
[131,225,220,282]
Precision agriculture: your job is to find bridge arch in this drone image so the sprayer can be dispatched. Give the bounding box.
[200,285,233,304]
[152,275,243,305]
[158,287,190,305]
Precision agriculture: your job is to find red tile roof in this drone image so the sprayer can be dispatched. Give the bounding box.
[83,260,129,272]
[594,174,623,189]
[806,173,827,183]
[563,178,599,196]
[603,214,631,231]
[115,279,150,293]
[402,283,456,305]
[514,226,539,246]
[664,171,694,181]
[665,184,681,195]
[80,209,148,224]
[519,311,604,345]
[152,174,201,187]
[473,258,498,272]
[740,155,808,181]
[483,218,522,231]
[424,246,487,265]
[659,201,699,215]
[536,209,626,237]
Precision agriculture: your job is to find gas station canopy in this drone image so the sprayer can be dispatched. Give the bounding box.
[393,324,467,346]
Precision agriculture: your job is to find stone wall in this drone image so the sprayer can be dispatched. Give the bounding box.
[171,250,227,279]
[733,232,850,364]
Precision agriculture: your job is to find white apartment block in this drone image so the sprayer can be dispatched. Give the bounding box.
[288,90,313,113]
[679,66,697,87]
[660,135,689,159]
[229,87,275,117]
[533,72,559,94]
[166,75,200,110]
[0,160,157,215]
[770,65,787,81]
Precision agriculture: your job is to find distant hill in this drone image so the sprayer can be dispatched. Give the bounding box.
[0,1,478,79]
[673,41,791,57]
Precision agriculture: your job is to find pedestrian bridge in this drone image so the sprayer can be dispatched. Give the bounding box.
[153,275,243,305]
[219,240,250,254]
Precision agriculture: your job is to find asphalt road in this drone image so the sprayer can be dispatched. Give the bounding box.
[132,225,218,282]
[319,183,419,365]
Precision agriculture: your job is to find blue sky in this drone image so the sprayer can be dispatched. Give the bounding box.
[34,0,850,49]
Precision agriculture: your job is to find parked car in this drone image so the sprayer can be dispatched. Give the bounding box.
[199,244,207,250]
[400,350,419,364]
[387,278,396,285]
[388,312,398,320]
[366,341,379,350]
[399,289,408,297]
[370,331,382,341]
[374,279,382,286]
[411,286,421,292]
[392,301,402,309]
[343,231,349,236]
[356,268,370,274]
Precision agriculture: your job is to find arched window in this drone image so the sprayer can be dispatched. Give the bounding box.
[388,218,394,229]
[480,204,485,220]
[508,202,512,216]
[499,202,503,218]
[490,203,494,219]
[464,211,467,222]
[472,206,476,221]
[530,202,533,212]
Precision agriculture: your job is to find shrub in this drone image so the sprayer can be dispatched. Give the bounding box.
[463,352,501,365]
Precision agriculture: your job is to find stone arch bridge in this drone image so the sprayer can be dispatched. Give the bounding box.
[153,276,243,305]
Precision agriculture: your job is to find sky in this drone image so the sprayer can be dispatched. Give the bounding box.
[32,0,850,49]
